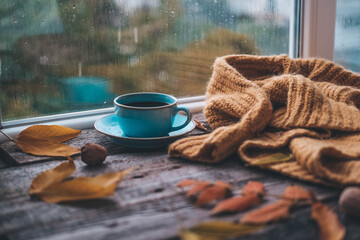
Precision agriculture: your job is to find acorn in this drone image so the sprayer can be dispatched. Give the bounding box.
[339,187,360,217]
[81,143,107,166]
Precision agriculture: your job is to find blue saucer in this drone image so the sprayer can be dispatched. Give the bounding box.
[94,114,195,148]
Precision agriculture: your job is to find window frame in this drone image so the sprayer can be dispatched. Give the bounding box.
[0,0,339,143]
[301,0,337,59]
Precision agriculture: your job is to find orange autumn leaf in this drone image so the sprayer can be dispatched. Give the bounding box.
[180,221,263,240]
[37,168,134,203]
[214,181,232,189]
[240,185,311,224]
[211,194,261,215]
[195,181,232,206]
[16,125,81,157]
[211,181,265,215]
[312,202,346,240]
[283,185,312,202]
[29,158,76,194]
[240,200,292,224]
[177,179,232,206]
[186,182,212,198]
[242,181,266,196]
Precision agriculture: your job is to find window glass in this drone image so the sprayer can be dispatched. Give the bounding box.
[334,0,360,72]
[0,0,293,121]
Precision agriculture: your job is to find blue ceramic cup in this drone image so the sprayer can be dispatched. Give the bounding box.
[114,92,192,138]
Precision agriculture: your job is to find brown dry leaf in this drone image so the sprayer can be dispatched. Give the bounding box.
[16,125,81,157]
[312,202,346,240]
[195,181,232,206]
[282,185,312,203]
[240,185,312,224]
[186,182,212,198]
[37,168,134,203]
[214,181,232,189]
[242,181,266,196]
[29,158,76,194]
[180,221,263,240]
[177,180,232,206]
[211,181,265,215]
[211,194,261,215]
[193,119,208,132]
[240,200,292,224]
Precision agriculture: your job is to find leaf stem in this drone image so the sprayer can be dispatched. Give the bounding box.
[0,129,15,142]
[194,119,209,132]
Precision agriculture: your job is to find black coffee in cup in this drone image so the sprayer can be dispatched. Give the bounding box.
[124,101,170,108]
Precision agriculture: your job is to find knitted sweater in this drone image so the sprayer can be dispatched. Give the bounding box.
[168,55,360,187]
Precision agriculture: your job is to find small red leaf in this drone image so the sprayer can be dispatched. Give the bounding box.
[282,185,312,202]
[312,202,346,240]
[241,200,291,224]
[240,185,313,224]
[186,182,212,198]
[210,181,265,215]
[215,180,232,189]
[242,181,265,196]
[195,183,231,206]
[177,179,232,207]
[211,194,261,215]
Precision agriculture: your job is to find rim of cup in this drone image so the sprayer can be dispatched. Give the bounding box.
[114,92,178,110]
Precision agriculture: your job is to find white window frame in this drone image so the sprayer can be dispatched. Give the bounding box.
[0,0,339,143]
[301,0,337,60]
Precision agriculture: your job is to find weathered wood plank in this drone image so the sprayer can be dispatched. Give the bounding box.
[0,151,349,240]
[0,113,358,240]
[0,152,9,168]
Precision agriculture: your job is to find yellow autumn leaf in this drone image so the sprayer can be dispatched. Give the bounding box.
[16,125,81,157]
[180,221,263,240]
[37,168,134,203]
[180,230,218,240]
[29,158,76,194]
[247,152,293,166]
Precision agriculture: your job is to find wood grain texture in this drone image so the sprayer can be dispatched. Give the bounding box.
[0,113,359,240]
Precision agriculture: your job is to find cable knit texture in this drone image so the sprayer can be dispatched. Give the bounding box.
[168,54,360,187]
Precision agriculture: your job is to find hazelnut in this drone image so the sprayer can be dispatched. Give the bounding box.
[81,143,107,166]
[339,187,360,217]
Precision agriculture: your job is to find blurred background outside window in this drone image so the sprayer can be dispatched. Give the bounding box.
[0,0,295,121]
[334,0,360,73]
[1,0,358,123]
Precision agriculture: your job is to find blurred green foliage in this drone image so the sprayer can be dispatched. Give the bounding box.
[0,0,289,120]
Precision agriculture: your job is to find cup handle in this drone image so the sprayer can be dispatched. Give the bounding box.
[170,107,192,132]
